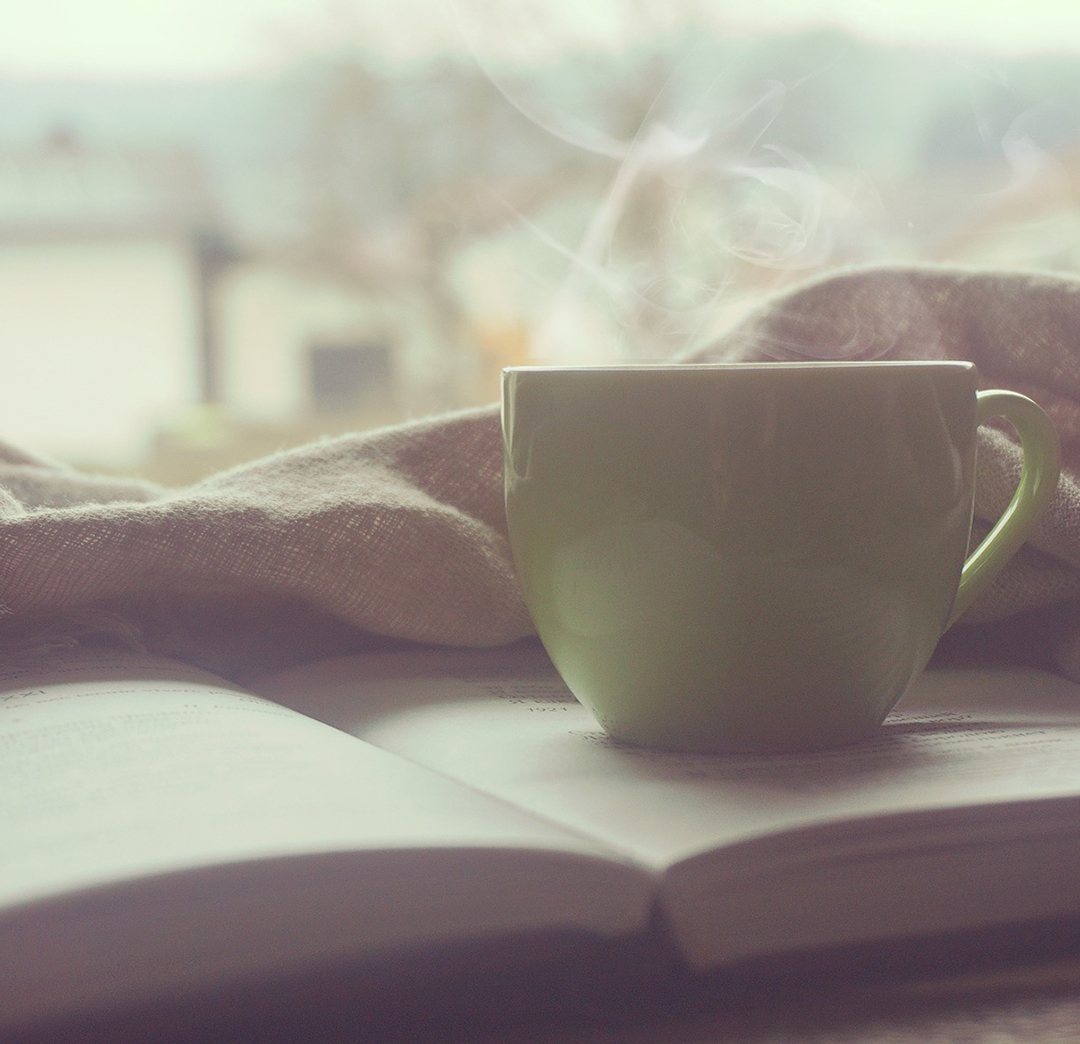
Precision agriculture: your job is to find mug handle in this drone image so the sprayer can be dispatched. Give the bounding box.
[947,389,1062,627]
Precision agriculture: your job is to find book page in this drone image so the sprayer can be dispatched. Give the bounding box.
[257,644,1080,870]
[0,645,651,1030]
[258,644,1080,965]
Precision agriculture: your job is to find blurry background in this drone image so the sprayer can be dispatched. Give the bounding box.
[3,0,1080,483]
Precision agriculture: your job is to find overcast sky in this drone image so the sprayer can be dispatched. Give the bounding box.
[3,0,1080,81]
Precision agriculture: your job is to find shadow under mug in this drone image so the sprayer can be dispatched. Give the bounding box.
[502,361,1061,753]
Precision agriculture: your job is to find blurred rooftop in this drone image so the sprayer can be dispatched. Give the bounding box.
[0,127,220,239]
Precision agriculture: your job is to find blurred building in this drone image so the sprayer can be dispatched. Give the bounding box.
[0,129,500,484]
[0,127,219,466]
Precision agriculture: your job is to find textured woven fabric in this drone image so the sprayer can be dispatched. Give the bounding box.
[3,264,1080,679]
[691,266,1080,625]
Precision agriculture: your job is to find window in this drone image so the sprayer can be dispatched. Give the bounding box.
[308,339,394,414]
[2,1,1079,478]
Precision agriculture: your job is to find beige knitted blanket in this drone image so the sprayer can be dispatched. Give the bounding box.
[4,265,1080,680]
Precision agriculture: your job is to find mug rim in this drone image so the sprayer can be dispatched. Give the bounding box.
[503,360,975,374]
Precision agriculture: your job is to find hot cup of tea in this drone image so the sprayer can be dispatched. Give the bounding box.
[502,362,1060,753]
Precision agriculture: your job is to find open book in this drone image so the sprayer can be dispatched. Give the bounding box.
[4,639,1080,1034]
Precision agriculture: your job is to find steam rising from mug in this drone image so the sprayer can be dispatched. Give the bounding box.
[450,0,878,361]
